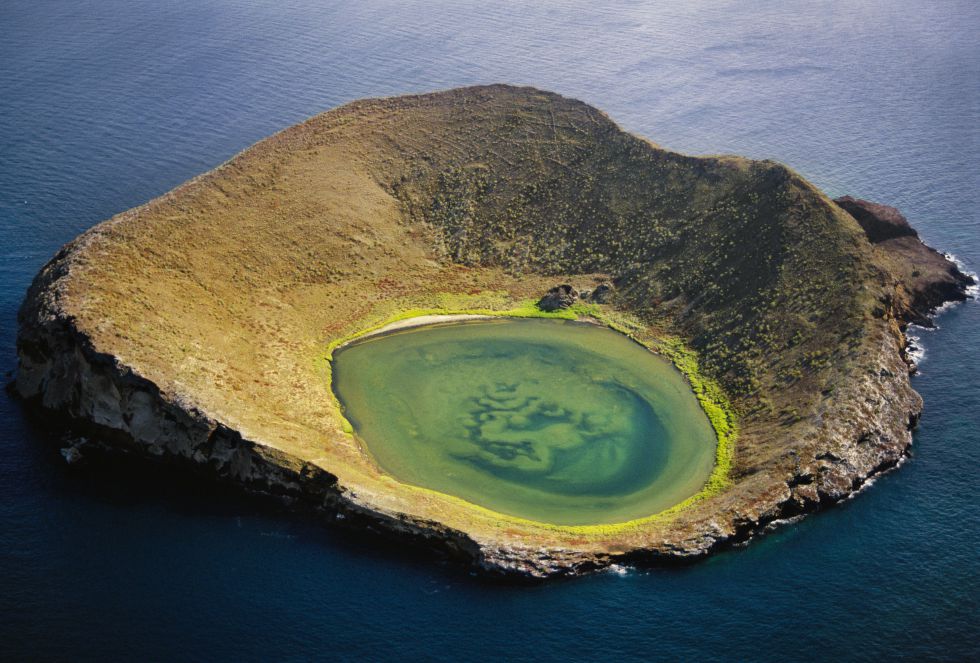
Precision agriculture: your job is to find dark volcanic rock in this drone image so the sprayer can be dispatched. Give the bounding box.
[834,195,917,243]
[590,282,614,304]
[835,195,975,325]
[60,445,84,465]
[538,284,578,311]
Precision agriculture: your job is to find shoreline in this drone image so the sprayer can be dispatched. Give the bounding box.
[343,313,495,341]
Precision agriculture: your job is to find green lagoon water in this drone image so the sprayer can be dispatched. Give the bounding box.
[332,318,717,525]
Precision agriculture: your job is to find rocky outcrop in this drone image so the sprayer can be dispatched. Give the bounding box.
[579,282,615,304]
[537,284,578,311]
[835,196,975,325]
[60,444,84,465]
[834,196,918,243]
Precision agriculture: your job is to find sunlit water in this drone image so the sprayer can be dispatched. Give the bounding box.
[2,0,978,659]
[333,319,716,525]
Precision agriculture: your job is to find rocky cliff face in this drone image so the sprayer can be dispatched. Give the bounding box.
[16,250,331,498]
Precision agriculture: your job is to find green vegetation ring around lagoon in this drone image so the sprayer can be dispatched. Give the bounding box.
[322,298,738,534]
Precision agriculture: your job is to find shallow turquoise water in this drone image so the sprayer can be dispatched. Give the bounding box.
[2,0,978,659]
[333,319,716,524]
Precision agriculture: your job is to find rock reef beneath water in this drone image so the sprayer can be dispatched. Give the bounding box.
[14,85,974,577]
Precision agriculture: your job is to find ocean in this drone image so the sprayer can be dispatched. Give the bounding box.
[2,1,977,659]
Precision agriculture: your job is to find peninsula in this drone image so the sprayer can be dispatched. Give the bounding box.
[15,85,974,577]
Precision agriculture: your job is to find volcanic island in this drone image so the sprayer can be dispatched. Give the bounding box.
[15,85,974,577]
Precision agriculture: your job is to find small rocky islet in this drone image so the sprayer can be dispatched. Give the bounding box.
[14,85,974,577]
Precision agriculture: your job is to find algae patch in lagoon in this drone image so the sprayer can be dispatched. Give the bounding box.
[332,318,717,525]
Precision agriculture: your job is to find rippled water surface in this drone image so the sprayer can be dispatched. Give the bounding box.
[333,319,716,525]
[2,0,978,659]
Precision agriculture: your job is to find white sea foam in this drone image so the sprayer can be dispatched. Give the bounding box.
[902,254,977,372]
[844,456,908,502]
[905,326,928,367]
[762,515,805,534]
[942,252,980,303]
[904,253,979,327]
[606,563,630,576]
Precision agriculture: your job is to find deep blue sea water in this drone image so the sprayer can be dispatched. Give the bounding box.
[2,1,978,659]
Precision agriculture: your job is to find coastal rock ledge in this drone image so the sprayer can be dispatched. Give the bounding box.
[14,85,974,578]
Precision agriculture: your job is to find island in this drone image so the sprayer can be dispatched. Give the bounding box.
[15,85,974,577]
